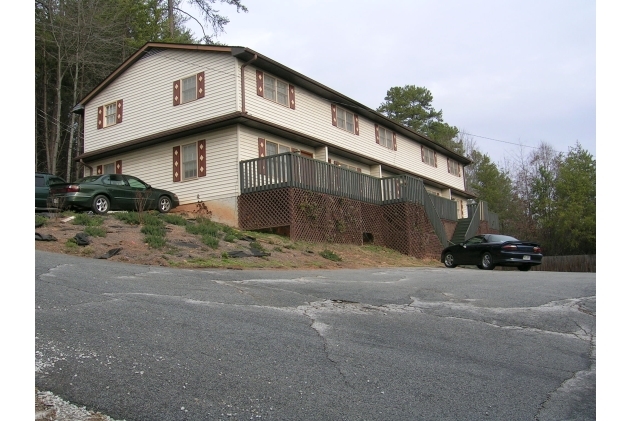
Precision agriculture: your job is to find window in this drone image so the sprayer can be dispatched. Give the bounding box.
[182,143,198,180]
[256,71,295,108]
[181,75,197,103]
[173,140,206,182]
[448,159,461,176]
[376,126,396,150]
[103,163,115,174]
[173,72,205,106]
[265,140,291,156]
[337,107,354,133]
[97,100,123,129]
[264,74,289,106]
[421,146,437,167]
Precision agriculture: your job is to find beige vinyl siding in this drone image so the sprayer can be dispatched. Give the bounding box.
[241,64,466,192]
[90,127,239,206]
[327,154,369,173]
[84,50,238,153]
[237,126,314,161]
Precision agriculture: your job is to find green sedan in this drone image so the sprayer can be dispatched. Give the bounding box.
[49,174,179,214]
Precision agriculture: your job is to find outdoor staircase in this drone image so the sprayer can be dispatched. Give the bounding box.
[450,218,471,245]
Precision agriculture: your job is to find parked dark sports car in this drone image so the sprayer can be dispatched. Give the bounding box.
[441,234,543,271]
[49,174,179,215]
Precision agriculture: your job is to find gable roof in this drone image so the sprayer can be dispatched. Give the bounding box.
[74,42,470,165]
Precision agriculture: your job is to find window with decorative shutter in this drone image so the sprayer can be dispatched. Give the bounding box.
[173,72,205,105]
[257,70,294,108]
[376,125,396,150]
[447,158,461,177]
[96,165,103,175]
[422,146,436,167]
[333,105,356,134]
[98,100,123,128]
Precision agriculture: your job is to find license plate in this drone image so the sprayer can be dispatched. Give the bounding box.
[523,255,531,261]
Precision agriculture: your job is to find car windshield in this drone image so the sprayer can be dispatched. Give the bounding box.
[488,234,518,243]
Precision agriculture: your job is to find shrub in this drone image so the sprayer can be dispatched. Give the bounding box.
[84,226,107,237]
[145,235,166,249]
[186,218,221,236]
[201,234,220,249]
[250,241,265,251]
[160,213,188,226]
[319,249,342,262]
[142,213,164,226]
[65,239,78,250]
[223,234,237,243]
[36,215,48,227]
[113,212,141,225]
[72,214,103,226]
[141,224,166,237]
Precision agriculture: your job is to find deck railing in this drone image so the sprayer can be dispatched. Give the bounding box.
[240,154,454,247]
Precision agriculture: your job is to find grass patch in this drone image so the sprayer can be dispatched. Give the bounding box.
[160,213,188,226]
[36,215,48,227]
[113,212,141,225]
[224,234,237,243]
[249,241,265,251]
[141,224,166,237]
[201,234,220,249]
[186,218,222,237]
[84,226,107,237]
[65,239,78,250]
[72,213,103,226]
[145,235,166,249]
[273,246,283,252]
[319,249,342,262]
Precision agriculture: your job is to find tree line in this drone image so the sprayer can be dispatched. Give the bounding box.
[378,85,596,256]
[35,0,247,180]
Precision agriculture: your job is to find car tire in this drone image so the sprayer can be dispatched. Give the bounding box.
[92,195,110,215]
[518,265,532,272]
[444,253,457,268]
[481,252,495,270]
[158,196,172,213]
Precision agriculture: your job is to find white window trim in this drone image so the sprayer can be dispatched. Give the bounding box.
[103,102,117,127]
[262,73,290,107]
[336,106,355,133]
[182,142,198,180]
[377,126,395,150]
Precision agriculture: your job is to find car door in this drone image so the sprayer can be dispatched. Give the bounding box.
[460,236,486,265]
[124,176,156,210]
[101,175,136,210]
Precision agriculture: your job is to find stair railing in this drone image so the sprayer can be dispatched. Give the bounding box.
[463,202,481,241]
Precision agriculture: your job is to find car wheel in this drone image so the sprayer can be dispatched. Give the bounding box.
[481,252,495,270]
[518,265,532,272]
[444,253,457,268]
[92,195,110,215]
[158,196,172,213]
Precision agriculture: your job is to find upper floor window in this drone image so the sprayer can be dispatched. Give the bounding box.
[448,158,461,176]
[421,146,437,167]
[256,70,295,109]
[173,72,205,106]
[375,125,397,150]
[331,104,359,135]
[97,99,123,129]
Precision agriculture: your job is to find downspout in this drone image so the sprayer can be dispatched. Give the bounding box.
[79,159,93,176]
[240,54,258,113]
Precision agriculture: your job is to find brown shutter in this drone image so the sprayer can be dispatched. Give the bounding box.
[375,124,380,144]
[434,151,438,167]
[116,100,123,124]
[198,139,206,177]
[96,165,103,175]
[97,106,103,129]
[173,146,181,182]
[458,163,462,177]
[357,168,362,173]
[421,146,425,162]
[115,160,122,174]
[328,159,332,163]
[331,104,337,126]
[257,137,266,175]
[173,80,181,106]
[447,158,451,174]
[256,70,264,97]
[289,85,295,109]
[197,72,205,99]
[354,114,359,135]
[393,132,397,151]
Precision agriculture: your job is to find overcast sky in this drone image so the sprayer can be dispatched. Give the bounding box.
[183,0,595,166]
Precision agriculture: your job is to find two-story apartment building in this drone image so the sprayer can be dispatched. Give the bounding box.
[73,42,497,259]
